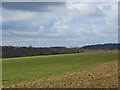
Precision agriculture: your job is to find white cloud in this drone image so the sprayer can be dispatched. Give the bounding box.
[12,30,37,36]
[98,3,118,28]
[2,2,118,47]
[66,3,95,16]
[2,8,37,22]
[39,26,44,30]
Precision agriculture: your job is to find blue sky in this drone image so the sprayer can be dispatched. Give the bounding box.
[2,2,118,47]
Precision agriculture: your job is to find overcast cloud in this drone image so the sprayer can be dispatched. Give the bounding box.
[2,2,118,47]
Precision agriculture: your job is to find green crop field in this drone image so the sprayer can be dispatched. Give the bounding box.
[2,51,118,88]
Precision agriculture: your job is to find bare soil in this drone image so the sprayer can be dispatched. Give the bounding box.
[16,60,118,88]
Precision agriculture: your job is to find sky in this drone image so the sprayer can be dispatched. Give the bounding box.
[2,2,118,47]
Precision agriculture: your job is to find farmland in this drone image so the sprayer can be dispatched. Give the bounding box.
[2,51,118,88]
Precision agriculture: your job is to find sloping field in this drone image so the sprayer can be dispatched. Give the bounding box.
[2,51,118,88]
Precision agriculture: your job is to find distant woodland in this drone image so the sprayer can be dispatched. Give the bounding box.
[1,43,120,58]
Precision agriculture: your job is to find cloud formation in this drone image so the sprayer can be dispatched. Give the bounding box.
[2,2,118,47]
[2,2,65,12]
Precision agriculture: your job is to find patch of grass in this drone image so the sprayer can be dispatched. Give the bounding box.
[2,51,118,87]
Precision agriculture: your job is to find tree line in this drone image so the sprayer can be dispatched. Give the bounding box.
[1,43,119,58]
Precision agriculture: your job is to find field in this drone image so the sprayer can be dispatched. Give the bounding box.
[2,51,118,88]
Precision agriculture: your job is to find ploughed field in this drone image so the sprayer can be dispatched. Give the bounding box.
[2,51,118,88]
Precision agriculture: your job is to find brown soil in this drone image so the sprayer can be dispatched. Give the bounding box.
[16,60,118,88]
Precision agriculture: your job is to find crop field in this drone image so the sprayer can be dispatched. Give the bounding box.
[2,51,118,88]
